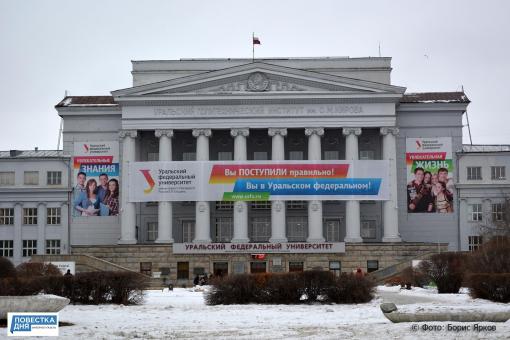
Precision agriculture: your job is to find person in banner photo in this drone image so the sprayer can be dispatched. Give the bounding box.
[407,166,454,214]
[96,173,109,202]
[74,179,100,216]
[72,171,87,217]
[102,178,120,216]
[407,167,433,213]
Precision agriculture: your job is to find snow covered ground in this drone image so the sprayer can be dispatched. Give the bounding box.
[50,286,509,339]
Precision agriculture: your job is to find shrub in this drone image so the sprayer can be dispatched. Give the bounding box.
[467,273,510,303]
[418,252,466,293]
[16,262,62,278]
[0,257,16,278]
[400,266,429,288]
[109,271,148,305]
[205,271,375,305]
[467,236,510,274]
[326,273,375,304]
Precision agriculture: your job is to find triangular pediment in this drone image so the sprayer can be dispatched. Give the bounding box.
[112,62,405,98]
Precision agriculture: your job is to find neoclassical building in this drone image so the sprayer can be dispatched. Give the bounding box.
[25,57,471,280]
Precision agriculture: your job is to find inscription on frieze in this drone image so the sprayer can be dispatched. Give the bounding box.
[153,104,364,117]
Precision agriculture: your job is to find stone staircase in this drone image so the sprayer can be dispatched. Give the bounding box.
[367,251,438,284]
[30,254,166,289]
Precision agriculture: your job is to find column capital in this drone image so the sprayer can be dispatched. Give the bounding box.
[268,128,287,137]
[37,202,47,207]
[155,129,174,138]
[14,202,23,207]
[119,130,138,139]
[305,127,325,137]
[230,128,250,137]
[192,128,212,138]
[380,127,399,136]
[342,127,362,136]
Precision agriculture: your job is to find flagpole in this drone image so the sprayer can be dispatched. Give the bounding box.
[252,32,254,62]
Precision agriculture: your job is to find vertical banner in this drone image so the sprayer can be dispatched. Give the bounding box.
[129,160,389,202]
[406,138,454,213]
[72,141,120,217]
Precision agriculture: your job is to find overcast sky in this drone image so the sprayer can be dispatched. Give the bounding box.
[1,0,509,150]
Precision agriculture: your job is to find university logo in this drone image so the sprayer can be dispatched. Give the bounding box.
[7,312,59,337]
[415,140,422,149]
[83,144,90,153]
[140,169,155,194]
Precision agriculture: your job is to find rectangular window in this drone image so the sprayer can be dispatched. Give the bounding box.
[23,208,38,225]
[289,261,304,272]
[251,201,271,210]
[46,207,61,225]
[289,151,304,160]
[0,208,14,225]
[467,167,482,180]
[468,236,483,251]
[177,262,189,280]
[359,150,375,160]
[182,152,196,161]
[325,220,340,242]
[23,171,39,185]
[45,240,61,255]
[140,262,152,276]
[182,220,195,243]
[470,204,483,221]
[286,216,307,242]
[492,203,504,222]
[367,260,379,273]
[22,240,37,257]
[215,217,233,243]
[0,172,15,186]
[46,171,62,185]
[250,261,267,274]
[215,201,233,210]
[324,150,339,160]
[147,222,158,242]
[253,151,268,160]
[250,217,271,242]
[361,220,377,239]
[287,201,306,209]
[0,240,14,257]
[147,152,159,161]
[491,166,506,180]
[218,151,232,160]
[329,261,341,277]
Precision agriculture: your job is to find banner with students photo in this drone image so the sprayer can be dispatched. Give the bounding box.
[128,160,390,202]
[72,141,120,217]
[406,137,454,214]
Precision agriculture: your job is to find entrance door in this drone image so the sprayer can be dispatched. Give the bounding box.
[213,262,229,277]
[250,261,267,274]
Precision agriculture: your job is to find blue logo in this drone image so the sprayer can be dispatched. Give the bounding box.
[7,313,59,336]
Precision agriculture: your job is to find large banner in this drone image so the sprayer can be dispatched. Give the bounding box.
[72,141,120,217]
[406,138,454,213]
[129,160,389,202]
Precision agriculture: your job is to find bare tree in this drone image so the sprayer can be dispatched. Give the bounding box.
[478,198,510,238]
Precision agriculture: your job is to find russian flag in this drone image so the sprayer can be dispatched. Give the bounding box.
[253,36,261,45]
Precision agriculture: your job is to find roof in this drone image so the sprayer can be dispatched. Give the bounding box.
[462,145,510,153]
[55,96,118,108]
[56,92,470,107]
[0,150,68,159]
[400,92,470,104]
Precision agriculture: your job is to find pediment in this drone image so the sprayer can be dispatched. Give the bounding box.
[112,62,405,98]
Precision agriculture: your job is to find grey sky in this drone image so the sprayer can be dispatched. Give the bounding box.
[1,0,509,150]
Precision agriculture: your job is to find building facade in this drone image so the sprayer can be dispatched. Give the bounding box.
[457,145,510,251]
[2,57,476,280]
[0,150,70,265]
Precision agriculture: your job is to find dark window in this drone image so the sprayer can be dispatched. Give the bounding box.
[367,260,379,273]
[289,261,304,272]
[177,262,189,280]
[140,262,152,276]
[250,261,267,274]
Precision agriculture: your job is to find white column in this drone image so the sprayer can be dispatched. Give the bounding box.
[380,127,401,242]
[119,130,137,244]
[192,128,212,243]
[268,128,287,243]
[37,202,46,255]
[13,203,22,264]
[343,127,362,243]
[60,202,69,254]
[305,127,325,242]
[155,129,174,243]
[231,128,250,243]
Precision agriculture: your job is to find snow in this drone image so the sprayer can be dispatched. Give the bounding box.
[49,286,510,339]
